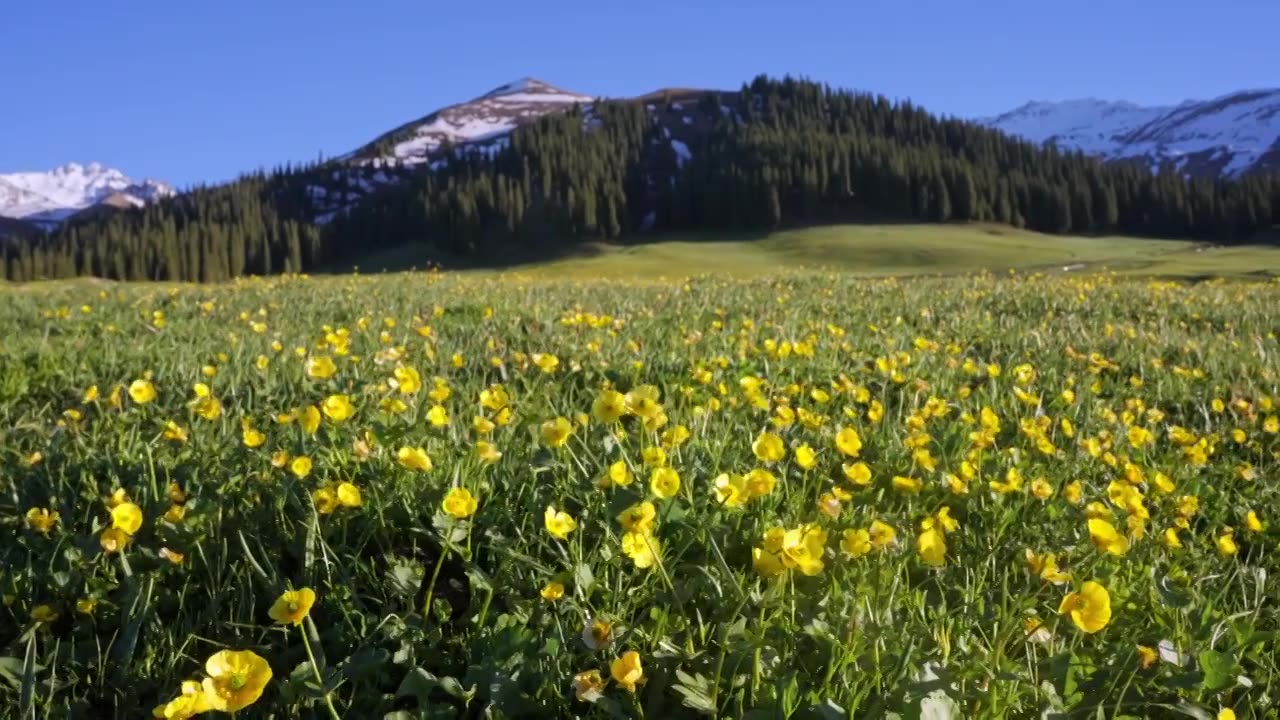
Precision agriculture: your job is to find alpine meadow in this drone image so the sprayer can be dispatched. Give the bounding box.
[1,268,1278,718]
[3,4,1280,717]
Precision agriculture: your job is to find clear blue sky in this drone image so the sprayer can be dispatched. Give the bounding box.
[3,0,1275,188]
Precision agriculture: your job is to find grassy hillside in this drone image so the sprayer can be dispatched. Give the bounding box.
[337,224,1280,280]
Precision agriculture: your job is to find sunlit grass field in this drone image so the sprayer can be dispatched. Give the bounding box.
[339,224,1280,280]
[1,269,1278,718]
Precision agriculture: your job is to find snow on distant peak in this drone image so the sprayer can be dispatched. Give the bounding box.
[354,78,597,167]
[0,162,175,222]
[481,78,543,97]
[979,99,1171,156]
[979,88,1280,177]
[477,77,588,100]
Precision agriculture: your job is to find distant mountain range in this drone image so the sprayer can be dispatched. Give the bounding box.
[978,89,1280,178]
[344,80,1280,181]
[5,73,1277,283]
[0,162,174,230]
[3,80,1278,235]
[300,79,1279,227]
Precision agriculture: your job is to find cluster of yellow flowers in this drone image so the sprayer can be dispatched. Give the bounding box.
[154,587,320,718]
[570,620,645,701]
[5,272,1277,717]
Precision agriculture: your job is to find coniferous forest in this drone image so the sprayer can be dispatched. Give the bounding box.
[4,75,1278,282]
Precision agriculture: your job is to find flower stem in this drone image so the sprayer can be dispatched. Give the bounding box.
[300,626,342,720]
[422,544,450,621]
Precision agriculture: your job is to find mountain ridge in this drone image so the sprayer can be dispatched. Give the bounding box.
[3,74,1277,285]
[7,81,1278,229]
[978,88,1280,177]
[301,78,717,224]
[0,162,175,225]
[350,79,1280,180]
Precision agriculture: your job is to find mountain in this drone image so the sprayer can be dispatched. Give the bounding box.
[322,81,1280,225]
[5,74,1278,283]
[980,89,1280,178]
[306,77,712,223]
[350,77,596,166]
[0,162,175,226]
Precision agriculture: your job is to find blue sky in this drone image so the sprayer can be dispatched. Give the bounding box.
[3,0,1276,188]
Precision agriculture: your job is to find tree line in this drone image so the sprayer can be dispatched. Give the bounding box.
[4,75,1277,282]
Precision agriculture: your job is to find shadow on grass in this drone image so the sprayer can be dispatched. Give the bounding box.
[315,227,778,275]
[312,216,1014,276]
[314,220,1279,278]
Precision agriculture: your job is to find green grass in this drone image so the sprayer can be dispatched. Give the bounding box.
[2,268,1279,718]
[342,224,1280,280]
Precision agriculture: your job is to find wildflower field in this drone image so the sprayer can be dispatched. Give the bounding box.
[1,271,1278,719]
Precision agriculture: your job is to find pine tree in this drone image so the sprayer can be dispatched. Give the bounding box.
[931,174,951,222]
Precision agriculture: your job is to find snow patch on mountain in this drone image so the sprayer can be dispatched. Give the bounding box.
[671,139,692,167]
[0,162,175,222]
[982,99,1170,156]
[355,77,596,167]
[392,118,516,161]
[979,89,1280,177]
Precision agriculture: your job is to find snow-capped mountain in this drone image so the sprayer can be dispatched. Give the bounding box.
[308,77,713,225]
[0,162,175,225]
[350,77,596,166]
[301,78,602,223]
[980,89,1280,178]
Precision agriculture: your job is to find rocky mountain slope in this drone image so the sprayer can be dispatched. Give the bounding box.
[980,89,1280,178]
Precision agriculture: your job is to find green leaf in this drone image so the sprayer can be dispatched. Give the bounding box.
[1048,651,1082,704]
[1197,649,1238,691]
[574,563,595,593]
[19,636,37,717]
[290,661,317,684]
[387,562,422,597]
[280,660,325,702]
[0,657,25,691]
[436,675,476,702]
[464,564,493,593]
[663,502,691,525]
[397,667,439,707]
[920,691,961,720]
[672,670,716,715]
[673,688,717,715]
[110,576,154,686]
[339,647,390,683]
[396,667,476,707]
[1240,630,1278,648]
